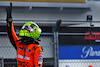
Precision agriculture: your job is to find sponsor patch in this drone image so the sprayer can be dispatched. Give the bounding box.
[18,54,30,60]
[39,51,43,54]
[19,47,23,50]
[39,56,43,59]
[25,48,30,52]
[39,54,43,57]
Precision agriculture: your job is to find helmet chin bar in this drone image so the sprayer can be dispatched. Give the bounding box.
[16,37,40,45]
[20,38,39,45]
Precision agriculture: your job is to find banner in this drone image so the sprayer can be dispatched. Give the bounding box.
[84,32,100,40]
[59,46,100,59]
[0,0,86,3]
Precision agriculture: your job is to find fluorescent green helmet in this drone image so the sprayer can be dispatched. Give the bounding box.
[19,22,42,40]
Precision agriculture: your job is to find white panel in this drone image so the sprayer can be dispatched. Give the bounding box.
[86,2,100,21]
[0,1,86,7]
[0,35,12,46]
[0,47,16,58]
[59,60,100,67]
[39,36,54,58]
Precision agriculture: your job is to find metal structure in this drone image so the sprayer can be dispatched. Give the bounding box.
[54,20,61,67]
[0,19,61,67]
[1,19,100,67]
[0,1,100,67]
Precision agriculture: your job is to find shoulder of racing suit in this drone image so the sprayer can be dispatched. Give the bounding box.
[32,44,43,51]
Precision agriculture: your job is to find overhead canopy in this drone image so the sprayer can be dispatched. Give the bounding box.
[0,0,85,3]
[0,0,89,11]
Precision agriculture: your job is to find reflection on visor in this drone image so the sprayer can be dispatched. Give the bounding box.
[22,25,36,32]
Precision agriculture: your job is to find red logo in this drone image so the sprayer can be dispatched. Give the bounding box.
[84,32,100,40]
[89,65,93,67]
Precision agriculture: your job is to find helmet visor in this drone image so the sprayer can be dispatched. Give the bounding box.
[22,25,36,32]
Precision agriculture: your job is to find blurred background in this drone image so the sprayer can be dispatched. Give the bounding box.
[0,0,100,67]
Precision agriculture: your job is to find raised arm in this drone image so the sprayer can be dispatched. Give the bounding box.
[6,3,19,50]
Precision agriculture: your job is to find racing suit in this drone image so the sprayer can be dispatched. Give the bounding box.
[7,21,43,67]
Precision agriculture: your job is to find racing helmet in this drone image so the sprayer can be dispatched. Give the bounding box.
[19,22,42,40]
